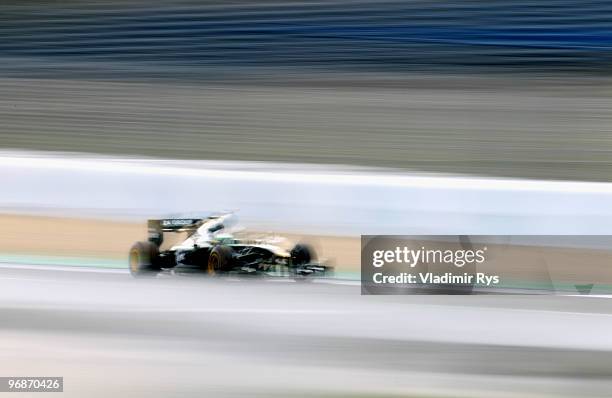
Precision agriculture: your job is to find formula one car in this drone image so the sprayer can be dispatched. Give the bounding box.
[128,213,331,278]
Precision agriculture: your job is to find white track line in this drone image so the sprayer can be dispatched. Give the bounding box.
[313,278,360,286]
[0,262,362,285]
[0,262,128,274]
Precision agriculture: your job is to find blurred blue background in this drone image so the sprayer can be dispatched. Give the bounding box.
[1,0,612,77]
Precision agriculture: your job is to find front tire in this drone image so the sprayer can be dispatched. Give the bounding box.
[290,243,315,266]
[129,241,160,277]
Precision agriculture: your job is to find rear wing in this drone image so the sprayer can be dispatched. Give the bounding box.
[147,218,203,246]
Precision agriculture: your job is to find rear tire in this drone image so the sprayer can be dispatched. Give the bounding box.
[207,245,233,275]
[129,241,160,277]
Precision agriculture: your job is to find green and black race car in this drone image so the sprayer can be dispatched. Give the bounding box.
[129,213,331,278]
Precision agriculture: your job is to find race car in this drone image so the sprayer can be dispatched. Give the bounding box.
[128,213,331,278]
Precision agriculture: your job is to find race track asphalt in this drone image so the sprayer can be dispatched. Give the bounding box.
[1,264,612,397]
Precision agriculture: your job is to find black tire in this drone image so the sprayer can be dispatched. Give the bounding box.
[290,243,316,266]
[129,241,161,277]
[207,245,233,275]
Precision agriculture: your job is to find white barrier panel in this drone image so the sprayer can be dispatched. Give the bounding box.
[2,151,612,235]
